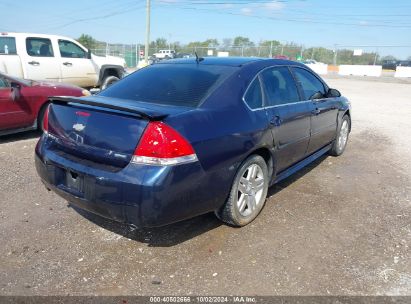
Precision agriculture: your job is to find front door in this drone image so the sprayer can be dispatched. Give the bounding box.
[0,77,29,130]
[291,67,339,155]
[22,37,61,82]
[58,39,97,87]
[261,66,311,172]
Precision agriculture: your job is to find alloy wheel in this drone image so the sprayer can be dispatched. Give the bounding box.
[237,164,265,217]
[338,120,349,151]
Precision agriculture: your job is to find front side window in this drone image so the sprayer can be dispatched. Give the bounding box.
[26,38,54,57]
[261,66,300,106]
[292,67,326,100]
[0,37,17,55]
[58,40,87,58]
[244,77,263,109]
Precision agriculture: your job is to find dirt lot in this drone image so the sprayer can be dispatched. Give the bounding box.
[0,77,410,296]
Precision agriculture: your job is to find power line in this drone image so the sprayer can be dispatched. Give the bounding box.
[154,3,411,28]
[45,3,146,30]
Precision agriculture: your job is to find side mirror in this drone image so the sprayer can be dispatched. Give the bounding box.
[10,83,21,100]
[310,91,324,100]
[327,88,341,98]
[87,49,92,59]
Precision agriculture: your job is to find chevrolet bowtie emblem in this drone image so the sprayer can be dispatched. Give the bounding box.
[73,123,85,132]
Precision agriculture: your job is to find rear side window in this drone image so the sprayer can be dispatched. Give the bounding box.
[244,77,263,109]
[261,66,300,106]
[26,38,54,57]
[58,40,87,58]
[0,37,17,55]
[100,64,237,107]
[292,67,326,100]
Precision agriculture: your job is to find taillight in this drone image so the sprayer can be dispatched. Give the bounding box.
[132,121,198,166]
[42,105,50,133]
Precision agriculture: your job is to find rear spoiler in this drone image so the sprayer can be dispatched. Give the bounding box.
[49,96,168,120]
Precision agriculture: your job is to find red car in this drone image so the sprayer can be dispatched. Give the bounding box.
[0,72,89,136]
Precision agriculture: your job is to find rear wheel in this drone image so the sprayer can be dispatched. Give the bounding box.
[215,155,269,227]
[330,115,350,156]
[101,75,119,90]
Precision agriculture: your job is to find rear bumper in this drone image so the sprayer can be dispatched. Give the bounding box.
[35,136,224,227]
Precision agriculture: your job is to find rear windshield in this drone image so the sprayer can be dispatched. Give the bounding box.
[99,64,237,107]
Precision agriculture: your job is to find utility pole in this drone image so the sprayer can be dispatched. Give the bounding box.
[333,44,338,66]
[269,41,273,58]
[145,0,151,63]
[373,47,378,65]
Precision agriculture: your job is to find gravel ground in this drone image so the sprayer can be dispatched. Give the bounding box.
[0,77,410,296]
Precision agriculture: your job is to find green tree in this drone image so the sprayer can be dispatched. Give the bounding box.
[149,38,170,53]
[187,41,202,48]
[155,38,168,49]
[303,47,334,64]
[187,39,219,48]
[381,55,397,61]
[260,40,281,48]
[77,34,97,50]
[233,36,254,47]
[203,39,219,47]
[173,41,182,52]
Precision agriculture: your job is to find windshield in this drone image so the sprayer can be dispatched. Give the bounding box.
[1,74,32,86]
[99,64,238,107]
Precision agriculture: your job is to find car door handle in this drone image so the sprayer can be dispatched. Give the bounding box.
[270,115,282,126]
[63,62,73,66]
[28,61,39,66]
[311,108,321,115]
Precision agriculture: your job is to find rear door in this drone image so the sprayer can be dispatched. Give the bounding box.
[261,66,311,172]
[22,37,61,82]
[58,39,97,87]
[291,67,338,155]
[0,36,24,78]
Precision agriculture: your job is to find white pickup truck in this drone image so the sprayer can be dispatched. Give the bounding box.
[0,32,126,89]
[152,49,175,60]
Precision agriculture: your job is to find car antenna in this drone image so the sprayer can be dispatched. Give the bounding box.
[195,52,204,64]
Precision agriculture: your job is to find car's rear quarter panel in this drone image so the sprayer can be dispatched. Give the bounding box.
[164,64,274,210]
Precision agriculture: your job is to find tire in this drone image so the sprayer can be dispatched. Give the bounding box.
[37,103,49,132]
[329,114,351,156]
[215,155,269,227]
[101,75,119,90]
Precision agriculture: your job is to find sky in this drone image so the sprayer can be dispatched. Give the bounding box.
[1,0,411,58]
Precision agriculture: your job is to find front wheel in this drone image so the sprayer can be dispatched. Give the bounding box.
[37,103,49,132]
[101,76,119,90]
[330,114,351,156]
[215,155,269,227]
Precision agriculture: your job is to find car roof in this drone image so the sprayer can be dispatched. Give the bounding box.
[1,32,76,41]
[158,56,304,67]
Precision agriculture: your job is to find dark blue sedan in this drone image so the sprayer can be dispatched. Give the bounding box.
[35,57,351,227]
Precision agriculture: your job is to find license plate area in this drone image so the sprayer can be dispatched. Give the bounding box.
[65,170,84,194]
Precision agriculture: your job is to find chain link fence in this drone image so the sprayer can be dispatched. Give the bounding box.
[90,43,410,68]
[90,43,141,68]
